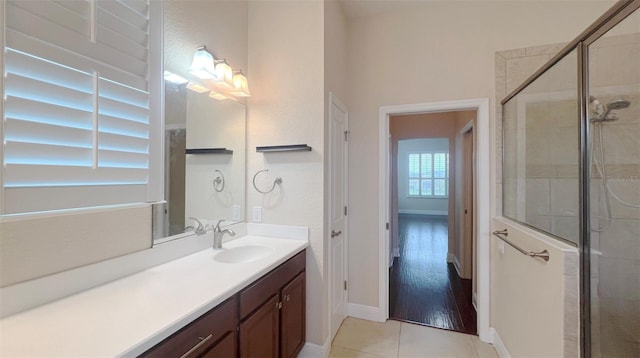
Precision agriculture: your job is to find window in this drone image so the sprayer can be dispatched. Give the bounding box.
[1,0,162,215]
[408,152,449,197]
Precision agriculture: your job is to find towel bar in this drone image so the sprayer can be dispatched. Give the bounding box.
[492,229,550,262]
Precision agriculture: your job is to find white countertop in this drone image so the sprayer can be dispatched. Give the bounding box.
[0,234,308,357]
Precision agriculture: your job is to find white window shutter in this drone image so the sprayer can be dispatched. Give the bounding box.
[2,0,159,215]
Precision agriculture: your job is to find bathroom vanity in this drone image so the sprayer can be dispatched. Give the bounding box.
[0,230,308,357]
[143,250,306,358]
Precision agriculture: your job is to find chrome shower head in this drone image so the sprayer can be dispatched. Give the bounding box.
[591,97,631,122]
[606,98,631,111]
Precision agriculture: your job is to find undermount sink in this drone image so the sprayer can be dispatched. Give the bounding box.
[213,245,274,263]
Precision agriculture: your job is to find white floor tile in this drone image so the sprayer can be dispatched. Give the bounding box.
[329,319,499,358]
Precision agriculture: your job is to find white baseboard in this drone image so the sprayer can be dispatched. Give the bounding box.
[348,303,385,322]
[453,255,462,277]
[299,336,331,358]
[490,328,511,358]
[398,209,448,216]
[447,253,455,263]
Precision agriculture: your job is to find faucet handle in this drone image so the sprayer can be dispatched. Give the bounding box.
[188,217,206,235]
[214,219,225,231]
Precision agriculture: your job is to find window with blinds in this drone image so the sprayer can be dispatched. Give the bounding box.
[1,0,161,215]
[408,152,449,197]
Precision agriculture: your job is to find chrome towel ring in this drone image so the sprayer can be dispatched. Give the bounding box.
[213,169,225,192]
[252,169,282,194]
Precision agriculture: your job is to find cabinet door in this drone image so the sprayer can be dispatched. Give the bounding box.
[240,295,280,358]
[280,272,305,358]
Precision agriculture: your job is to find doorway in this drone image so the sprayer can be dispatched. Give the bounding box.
[329,93,348,340]
[388,113,476,335]
[378,98,491,342]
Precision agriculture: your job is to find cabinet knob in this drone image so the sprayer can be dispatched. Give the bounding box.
[276,301,283,309]
[285,294,290,301]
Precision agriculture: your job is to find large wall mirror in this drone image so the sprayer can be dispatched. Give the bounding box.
[153,1,247,244]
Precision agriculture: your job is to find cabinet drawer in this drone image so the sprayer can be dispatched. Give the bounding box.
[142,295,238,357]
[240,250,306,319]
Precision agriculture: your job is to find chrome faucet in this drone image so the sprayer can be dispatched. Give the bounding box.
[213,219,235,249]
[187,217,207,235]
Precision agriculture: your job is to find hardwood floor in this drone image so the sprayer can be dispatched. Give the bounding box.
[389,214,477,335]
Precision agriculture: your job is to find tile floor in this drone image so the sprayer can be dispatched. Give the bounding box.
[330,318,499,358]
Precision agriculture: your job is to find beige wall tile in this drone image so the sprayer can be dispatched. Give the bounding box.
[498,48,526,60]
[525,179,551,217]
[599,219,640,260]
[525,42,566,57]
[505,54,551,94]
[599,257,640,300]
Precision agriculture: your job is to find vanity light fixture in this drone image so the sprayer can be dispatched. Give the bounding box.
[213,59,234,88]
[230,70,250,97]
[190,46,216,79]
[188,45,249,99]
[186,81,209,94]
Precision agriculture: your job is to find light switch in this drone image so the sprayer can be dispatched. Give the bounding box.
[252,206,262,223]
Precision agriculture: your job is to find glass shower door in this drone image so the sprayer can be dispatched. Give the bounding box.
[587,8,640,357]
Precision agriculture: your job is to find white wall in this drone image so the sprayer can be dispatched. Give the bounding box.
[247,1,328,347]
[346,0,615,308]
[397,138,449,214]
[164,0,247,80]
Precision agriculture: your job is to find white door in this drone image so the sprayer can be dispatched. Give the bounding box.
[329,93,348,339]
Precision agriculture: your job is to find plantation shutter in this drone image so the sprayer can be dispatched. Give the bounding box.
[2,0,157,214]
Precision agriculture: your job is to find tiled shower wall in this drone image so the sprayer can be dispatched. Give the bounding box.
[496,31,640,357]
[588,31,640,357]
[495,42,566,219]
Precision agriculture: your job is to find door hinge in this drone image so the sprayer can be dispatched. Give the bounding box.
[344,280,347,291]
[344,130,350,141]
[386,222,389,230]
[344,206,348,216]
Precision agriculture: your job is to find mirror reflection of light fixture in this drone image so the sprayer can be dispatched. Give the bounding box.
[186,82,209,94]
[188,46,249,99]
[230,71,250,97]
[208,90,227,100]
[190,46,216,79]
[213,59,234,88]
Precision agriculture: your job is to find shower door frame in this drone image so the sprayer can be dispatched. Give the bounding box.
[500,1,640,357]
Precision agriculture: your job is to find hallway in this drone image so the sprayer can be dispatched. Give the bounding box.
[389,214,476,334]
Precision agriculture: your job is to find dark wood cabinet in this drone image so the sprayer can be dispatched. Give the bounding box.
[141,295,238,358]
[203,331,237,357]
[141,249,306,358]
[239,295,280,358]
[280,272,305,358]
[239,250,306,358]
